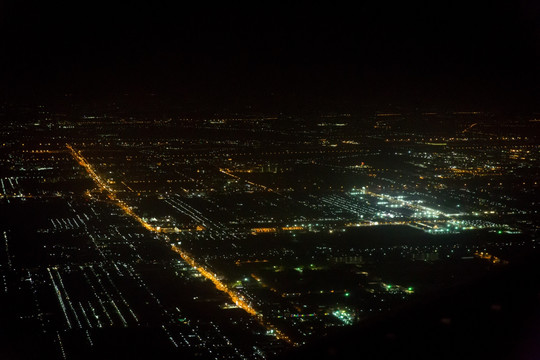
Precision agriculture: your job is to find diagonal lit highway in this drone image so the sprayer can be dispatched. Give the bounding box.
[66,143,295,345]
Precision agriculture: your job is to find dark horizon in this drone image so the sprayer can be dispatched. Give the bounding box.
[1,1,538,112]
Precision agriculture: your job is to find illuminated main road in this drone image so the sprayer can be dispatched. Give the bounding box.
[66,144,295,345]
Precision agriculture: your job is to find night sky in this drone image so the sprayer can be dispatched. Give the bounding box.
[1,1,538,110]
